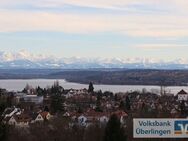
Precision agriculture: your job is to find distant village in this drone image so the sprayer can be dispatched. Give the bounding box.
[0,80,188,130]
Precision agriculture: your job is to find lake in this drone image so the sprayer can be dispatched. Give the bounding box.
[0,79,187,94]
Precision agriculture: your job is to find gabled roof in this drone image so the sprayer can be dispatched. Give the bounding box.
[177,89,187,95]
[63,112,70,117]
[112,110,128,118]
[3,108,14,115]
[13,114,32,123]
[40,112,50,119]
[3,116,12,122]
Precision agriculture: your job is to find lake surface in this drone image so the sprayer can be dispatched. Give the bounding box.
[0,79,187,94]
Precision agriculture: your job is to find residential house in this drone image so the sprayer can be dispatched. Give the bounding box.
[32,111,51,123]
[78,115,87,126]
[8,114,32,127]
[3,107,21,119]
[40,111,51,120]
[177,89,188,101]
[70,110,110,127]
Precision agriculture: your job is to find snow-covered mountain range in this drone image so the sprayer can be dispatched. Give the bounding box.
[0,50,188,69]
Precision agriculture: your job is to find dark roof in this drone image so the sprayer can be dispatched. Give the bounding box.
[177,89,187,95]
[13,114,32,122]
[2,108,16,117]
[28,112,38,120]
[3,108,14,115]
[3,116,11,122]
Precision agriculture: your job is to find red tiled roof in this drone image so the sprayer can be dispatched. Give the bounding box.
[40,112,49,119]
[112,110,128,118]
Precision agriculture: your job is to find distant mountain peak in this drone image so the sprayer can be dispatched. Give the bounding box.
[0,50,188,69]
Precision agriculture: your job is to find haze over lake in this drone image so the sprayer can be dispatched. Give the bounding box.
[0,79,187,94]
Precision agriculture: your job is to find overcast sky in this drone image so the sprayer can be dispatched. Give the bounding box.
[0,0,188,61]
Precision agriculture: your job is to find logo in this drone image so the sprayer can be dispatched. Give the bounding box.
[174,120,188,135]
[134,119,188,138]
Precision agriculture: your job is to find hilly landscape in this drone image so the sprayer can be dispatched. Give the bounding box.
[1,51,188,86]
[0,69,188,86]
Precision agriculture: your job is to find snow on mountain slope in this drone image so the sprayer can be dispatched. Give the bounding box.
[0,50,188,69]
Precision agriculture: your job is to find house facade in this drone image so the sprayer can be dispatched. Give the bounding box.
[177,89,188,101]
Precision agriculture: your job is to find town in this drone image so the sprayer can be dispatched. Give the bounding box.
[0,81,188,141]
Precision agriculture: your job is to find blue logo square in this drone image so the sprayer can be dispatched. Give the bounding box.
[174,120,188,135]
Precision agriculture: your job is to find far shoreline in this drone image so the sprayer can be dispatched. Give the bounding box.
[0,78,188,87]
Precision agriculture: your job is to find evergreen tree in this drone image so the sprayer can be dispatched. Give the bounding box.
[125,96,131,111]
[180,100,186,117]
[119,101,125,111]
[104,114,127,141]
[6,96,12,107]
[77,107,83,113]
[95,90,102,112]
[50,81,65,113]
[44,106,49,112]
[0,102,6,115]
[50,94,65,113]
[51,81,64,94]
[88,82,94,93]
[36,86,44,96]
[114,94,118,101]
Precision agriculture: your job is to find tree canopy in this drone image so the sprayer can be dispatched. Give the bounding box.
[104,114,127,141]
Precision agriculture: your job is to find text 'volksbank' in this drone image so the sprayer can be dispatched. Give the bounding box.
[133,119,188,138]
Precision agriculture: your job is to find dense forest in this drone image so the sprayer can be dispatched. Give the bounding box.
[1,69,188,86]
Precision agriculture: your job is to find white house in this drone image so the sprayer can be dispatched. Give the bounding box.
[63,112,70,117]
[99,116,109,124]
[33,112,51,122]
[34,113,44,122]
[8,114,31,127]
[78,115,87,126]
[177,89,188,101]
[8,116,17,125]
[3,107,21,119]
